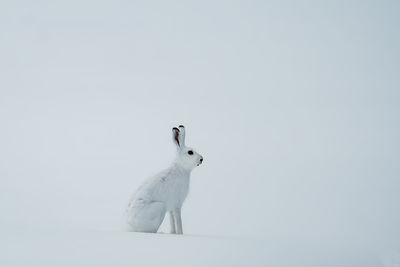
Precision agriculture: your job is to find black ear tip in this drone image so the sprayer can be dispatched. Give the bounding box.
[179,125,184,128]
[173,127,180,131]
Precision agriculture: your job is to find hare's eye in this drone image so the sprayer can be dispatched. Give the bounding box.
[188,150,194,155]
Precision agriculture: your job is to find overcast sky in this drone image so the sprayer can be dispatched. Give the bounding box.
[1,0,399,257]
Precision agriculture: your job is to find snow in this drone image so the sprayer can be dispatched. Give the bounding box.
[0,230,380,267]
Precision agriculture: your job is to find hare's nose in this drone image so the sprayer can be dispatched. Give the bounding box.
[200,157,203,163]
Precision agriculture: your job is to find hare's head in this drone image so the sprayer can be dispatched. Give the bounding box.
[172,125,203,170]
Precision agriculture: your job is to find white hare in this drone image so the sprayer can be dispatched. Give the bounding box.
[126,125,203,234]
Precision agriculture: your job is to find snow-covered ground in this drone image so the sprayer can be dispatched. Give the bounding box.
[1,1,399,266]
[0,230,385,267]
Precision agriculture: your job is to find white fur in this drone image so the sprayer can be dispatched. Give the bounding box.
[126,125,203,234]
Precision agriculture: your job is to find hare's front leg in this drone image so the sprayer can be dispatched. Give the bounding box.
[173,208,183,234]
[169,211,176,234]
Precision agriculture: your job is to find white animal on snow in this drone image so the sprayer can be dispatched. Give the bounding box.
[126,125,203,234]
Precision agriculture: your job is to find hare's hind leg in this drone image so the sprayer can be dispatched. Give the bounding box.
[127,200,166,233]
[169,211,176,234]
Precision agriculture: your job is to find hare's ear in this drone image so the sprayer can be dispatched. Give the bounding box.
[178,125,185,146]
[172,127,181,148]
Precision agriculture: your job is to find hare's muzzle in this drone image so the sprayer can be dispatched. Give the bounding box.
[197,157,203,166]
